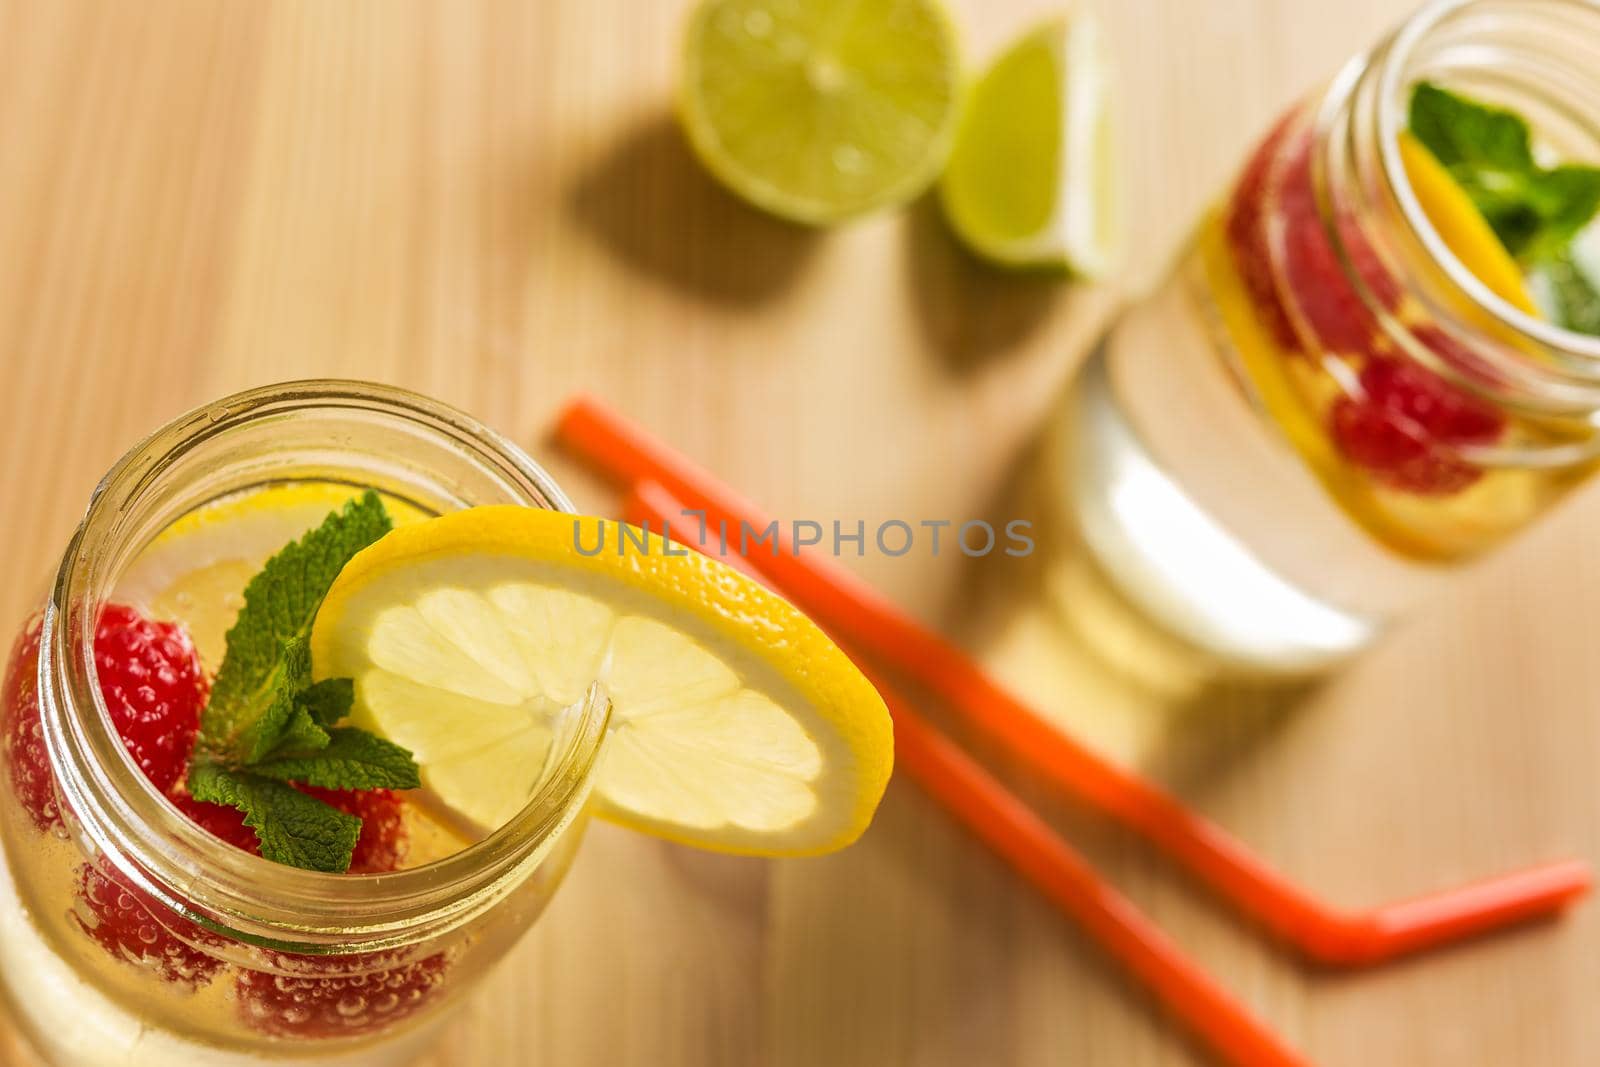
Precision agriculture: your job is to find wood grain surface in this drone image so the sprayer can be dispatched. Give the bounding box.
[1,1,1596,1064]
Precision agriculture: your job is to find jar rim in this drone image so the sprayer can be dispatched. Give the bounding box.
[40,380,610,949]
[1373,0,1600,369]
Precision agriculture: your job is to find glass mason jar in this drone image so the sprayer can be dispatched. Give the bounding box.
[1053,0,1600,675]
[0,382,609,1065]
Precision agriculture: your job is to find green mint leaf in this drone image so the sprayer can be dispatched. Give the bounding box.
[198,491,391,756]
[228,636,329,763]
[1409,82,1600,261]
[257,706,333,764]
[297,678,355,728]
[251,728,422,791]
[1410,81,1534,174]
[188,763,360,873]
[1526,167,1600,254]
[1539,249,1600,335]
[181,490,425,872]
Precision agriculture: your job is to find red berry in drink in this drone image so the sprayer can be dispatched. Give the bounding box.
[1226,111,1302,352]
[2,620,59,833]
[1275,137,1401,358]
[95,604,207,793]
[1328,356,1505,494]
[171,794,264,854]
[234,951,449,1039]
[72,861,223,986]
[4,606,206,833]
[1228,110,1403,360]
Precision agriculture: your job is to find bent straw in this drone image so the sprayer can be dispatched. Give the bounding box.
[626,481,1311,1067]
[556,394,1590,966]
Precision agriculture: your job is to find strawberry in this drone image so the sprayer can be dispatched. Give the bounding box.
[72,860,223,986]
[234,950,449,1039]
[177,787,408,874]
[1328,356,1505,494]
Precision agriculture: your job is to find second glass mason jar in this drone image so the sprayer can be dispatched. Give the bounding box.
[1054,0,1600,674]
[0,382,609,1065]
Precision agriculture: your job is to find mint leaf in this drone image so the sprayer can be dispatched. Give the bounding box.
[181,491,423,873]
[258,706,333,764]
[252,729,421,791]
[230,637,328,763]
[1410,81,1533,174]
[1409,82,1600,261]
[245,677,353,762]
[1541,250,1600,334]
[297,678,354,728]
[1528,167,1600,254]
[199,491,391,754]
[188,763,360,873]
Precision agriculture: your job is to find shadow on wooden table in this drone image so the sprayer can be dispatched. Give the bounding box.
[947,426,1315,796]
[566,114,821,307]
[900,195,1070,377]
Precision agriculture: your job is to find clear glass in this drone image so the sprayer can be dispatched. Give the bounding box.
[0,381,610,1065]
[1054,0,1600,675]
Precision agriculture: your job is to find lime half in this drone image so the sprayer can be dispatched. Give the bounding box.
[940,13,1119,275]
[680,0,961,225]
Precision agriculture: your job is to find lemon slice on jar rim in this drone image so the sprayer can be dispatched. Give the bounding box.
[309,507,894,856]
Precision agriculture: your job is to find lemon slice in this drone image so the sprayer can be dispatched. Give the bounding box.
[309,507,893,856]
[939,11,1119,275]
[1398,130,1538,315]
[678,0,961,224]
[116,484,427,667]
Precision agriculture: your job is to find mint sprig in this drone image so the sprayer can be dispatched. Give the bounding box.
[1409,81,1600,333]
[185,491,421,873]
[1536,249,1600,336]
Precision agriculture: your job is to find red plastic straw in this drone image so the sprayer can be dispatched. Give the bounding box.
[625,481,1312,1067]
[557,393,1590,966]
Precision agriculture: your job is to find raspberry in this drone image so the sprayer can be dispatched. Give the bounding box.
[4,606,204,832]
[3,620,59,832]
[234,951,449,1039]
[95,605,207,793]
[72,860,223,987]
[1228,111,1404,361]
[177,787,408,874]
[1276,137,1402,358]
[1329,357,1505,494]
[1226,110,1302,352]
[171,794,263,854]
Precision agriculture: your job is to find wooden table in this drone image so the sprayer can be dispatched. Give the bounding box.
[1,1,1596,1064]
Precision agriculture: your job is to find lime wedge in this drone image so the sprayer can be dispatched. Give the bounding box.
[679,0,961,225]
[940,13,1119,275]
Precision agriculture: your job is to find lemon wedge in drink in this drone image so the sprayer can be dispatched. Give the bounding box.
[940,11,1119,275]
[679,0,961,224]
[1398,130,1538,315]
[309,507,893,856]
[118,484,427,667]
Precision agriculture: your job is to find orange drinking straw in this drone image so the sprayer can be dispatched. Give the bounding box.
[625,480,1312,1067]
[556,394,1590,965]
